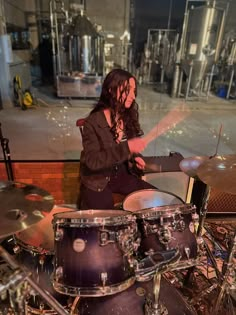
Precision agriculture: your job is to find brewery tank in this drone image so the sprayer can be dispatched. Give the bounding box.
[65,11,104,75]
[181,2,226,90]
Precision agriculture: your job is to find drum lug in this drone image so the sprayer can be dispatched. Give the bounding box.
[55,266,63,281]
[100,229,116,246]
[39,255,46,266]
[101,272,108,287]
[13,244,21,254]
[176,218,185,232]
[158,226,172,247]
[55,228,64,241]
[184,247,191,259]
[39,302,46,311]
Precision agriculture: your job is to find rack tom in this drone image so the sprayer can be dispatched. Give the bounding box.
[123,190,198,271]
[52,210,138,297]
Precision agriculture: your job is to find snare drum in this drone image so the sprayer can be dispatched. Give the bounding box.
[52,210,138,297]
[123,190,198,269]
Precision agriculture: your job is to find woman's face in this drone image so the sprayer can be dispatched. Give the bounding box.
[117,77,136,108]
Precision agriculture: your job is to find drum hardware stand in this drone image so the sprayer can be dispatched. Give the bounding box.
[145,273,168,315]
[70,296,80,315]
[0,245,69,315]
[0,123,14,181]
[197,185,224,282]
[183,185,222,287]
[213,231,236,314]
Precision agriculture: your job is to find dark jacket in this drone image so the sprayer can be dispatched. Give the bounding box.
[80,110,131,191]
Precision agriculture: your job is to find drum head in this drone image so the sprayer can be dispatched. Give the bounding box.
[14,205,75,253]
[123,189,183,212]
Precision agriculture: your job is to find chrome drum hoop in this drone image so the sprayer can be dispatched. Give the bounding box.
[52,209,136,227]
[53,277,136,297]
[135,204,195,220]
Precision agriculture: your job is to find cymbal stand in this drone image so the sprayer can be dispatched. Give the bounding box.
[0,123,14,181]
[144,273,167,315]
[196,185,223,281]
[213,231,236,314]
[197,185,211,238]
[184,185,222,287]
[0,245,69,315]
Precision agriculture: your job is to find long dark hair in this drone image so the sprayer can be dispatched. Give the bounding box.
[91,69,143,139]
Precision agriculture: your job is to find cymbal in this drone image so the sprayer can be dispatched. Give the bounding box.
[15,206,75,254]
[0,181,54,238]
[197,155,236,195]
[179,156,209,178]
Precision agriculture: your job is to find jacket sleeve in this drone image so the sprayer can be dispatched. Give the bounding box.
[82,119,130,171]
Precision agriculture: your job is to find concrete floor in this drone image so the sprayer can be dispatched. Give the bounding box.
[0,84,236,161]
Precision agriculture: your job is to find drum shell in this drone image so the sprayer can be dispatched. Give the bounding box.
[53,225,135,287]
[122,189,198,264]
[137,212,198,260]
[52,210,138,296]
[77,277,197,315]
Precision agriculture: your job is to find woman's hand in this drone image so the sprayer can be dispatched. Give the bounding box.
[128,138,146,153]
[134,156,146,170]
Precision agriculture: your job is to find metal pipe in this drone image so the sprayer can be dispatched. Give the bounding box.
[167,0,173,30]
[185,62,193,100]
[215,2,229,63]
[171,63,180,98]
[0,245,69,315]
[50,0,57,80]
[206,64,215,101]
[226,66,235,99]
[177,69,184,97]
[214,231,236,314]
[54,3,61,75]
[0,123,14,181]
[178,1,190,62]
[160,65,165,84]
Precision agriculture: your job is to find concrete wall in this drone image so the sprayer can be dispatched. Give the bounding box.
[4,0,27,27]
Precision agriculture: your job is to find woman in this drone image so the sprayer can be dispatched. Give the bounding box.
[79,69,156,209]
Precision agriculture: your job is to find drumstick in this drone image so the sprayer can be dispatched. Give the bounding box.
[143,103,190,146]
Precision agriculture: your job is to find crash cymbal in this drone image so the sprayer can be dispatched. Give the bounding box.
[0,181,54,238]
[197,155,236,195]
[179,156,210,178]
[14,205,76,253]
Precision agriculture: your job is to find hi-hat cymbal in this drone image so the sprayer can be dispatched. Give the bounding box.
[0,181,54,238]
[197,155,236,195]
[179,156,209,178]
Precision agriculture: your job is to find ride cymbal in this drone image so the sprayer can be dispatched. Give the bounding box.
[179,156,209,178]
[0,181,54,238]
[197,155,236,195]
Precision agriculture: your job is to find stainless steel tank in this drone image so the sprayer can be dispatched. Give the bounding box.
[182,3,226,90]
[67,12,104,75]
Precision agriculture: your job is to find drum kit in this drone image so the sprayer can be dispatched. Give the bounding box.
[0,154,235,315]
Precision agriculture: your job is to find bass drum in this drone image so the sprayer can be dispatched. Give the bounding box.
[77,277,197,315]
